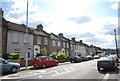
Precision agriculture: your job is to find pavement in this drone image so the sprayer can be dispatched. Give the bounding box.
[19,62,70,71]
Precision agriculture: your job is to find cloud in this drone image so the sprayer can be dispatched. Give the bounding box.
[3,0,118,49]
[100,24,118,35]
[5,0,52,27]
[68,16,92,24]
[111,2,118,9]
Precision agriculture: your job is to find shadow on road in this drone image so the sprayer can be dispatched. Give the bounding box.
[98,67,119,74]
[29,65,58,70]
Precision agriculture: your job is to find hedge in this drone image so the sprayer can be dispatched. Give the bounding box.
[57,53,66,59]
[3,53,20,60]
[9,53,20,59]
[49,53,57,59]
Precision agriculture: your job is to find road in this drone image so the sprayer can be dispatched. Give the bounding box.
[1,59,120,81]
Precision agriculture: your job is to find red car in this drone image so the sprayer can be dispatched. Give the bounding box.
[32,56,58,68]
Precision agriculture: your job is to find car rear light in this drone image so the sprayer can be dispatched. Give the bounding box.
[110,62,114,64]
[97,62,100,64]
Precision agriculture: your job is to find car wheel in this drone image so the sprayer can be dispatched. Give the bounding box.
[42,64,46,69]
[97,67,100,71]
[11,67,17,73]
[55,62,58,66]
[70,61,73,63]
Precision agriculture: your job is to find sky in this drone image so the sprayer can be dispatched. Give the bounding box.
[0,0,119,49]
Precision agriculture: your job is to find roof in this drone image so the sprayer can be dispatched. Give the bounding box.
[2,18,8,27]
[31,28,50,37]
[7,21,33,34]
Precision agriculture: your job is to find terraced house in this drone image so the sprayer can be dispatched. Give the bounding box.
[31,24,50,57]
[1,8,8,57]
[58,33,70,57]
[0,9,108,59]
[7,22,34,60]
[50,33,62,54]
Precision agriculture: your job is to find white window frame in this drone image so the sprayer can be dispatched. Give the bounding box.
[24,34,29,43]
[67,42,69,48]
[37,36,41,44]
[52,40,56,46]
[12,32,18,42]
[63,42,66,48]
[44,37,48,45]
[57,41,60,46]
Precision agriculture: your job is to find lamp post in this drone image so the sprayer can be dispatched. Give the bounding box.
[114,29,119,62]
[25,0,29,70]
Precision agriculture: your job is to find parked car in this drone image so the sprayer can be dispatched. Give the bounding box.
[70,56,82,63]
[94,55,100,59]
[0,58,20,73]
[32,56,58,68]
[97,57,118,71]
[81,56,89,61]
[86,55,94,60]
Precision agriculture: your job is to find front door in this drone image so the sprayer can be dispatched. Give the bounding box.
[28,50,31,60]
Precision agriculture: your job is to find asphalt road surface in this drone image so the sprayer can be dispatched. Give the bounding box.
[1,59,120,81]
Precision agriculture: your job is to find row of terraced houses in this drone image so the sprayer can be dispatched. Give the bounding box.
[0,8,107,60]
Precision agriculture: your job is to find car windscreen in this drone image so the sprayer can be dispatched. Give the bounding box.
[99,57,113,61]
[34,57,42,60]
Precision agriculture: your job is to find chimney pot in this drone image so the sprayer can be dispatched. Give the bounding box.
[37,24,43,31]
[58,33,63,37]
[71,37,75,41]
[80,40,83,43]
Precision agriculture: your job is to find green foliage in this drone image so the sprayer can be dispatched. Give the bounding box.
[78,53,81,56]
[9,53,20,59]
[2,53,10,60]
[49,53,57,59]
[40,49,47,56]
[3,53,20,60]
[36,53,44,57]
[57,53,66,59]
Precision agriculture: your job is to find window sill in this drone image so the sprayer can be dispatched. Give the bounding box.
[12,42,19,44]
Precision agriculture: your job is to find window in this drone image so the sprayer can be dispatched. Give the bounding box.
[52,40,56,46]
[37,36,41,44]
[67,43,69,48]
[44,57,48,60]
[12,32,18,42]
[66,50,69,57]
[24,34,29,43]
[44,37,48,45]
[35,57,42,60]
[48,57,54,60]
[57,41,60,46]
[63,42,65,48]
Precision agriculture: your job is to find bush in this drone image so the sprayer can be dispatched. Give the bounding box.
[9,53,20,59]
[2,53,10,60]
[49,53,57,59]
[40,49,47,56]
[57,53,66,59]
[36,53,44,57]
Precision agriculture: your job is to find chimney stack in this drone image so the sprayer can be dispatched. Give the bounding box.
[71,37,75,41]
[0,8,3,17]
[80,40,83,43]
[37,24,43,31]
[58,33,63,37]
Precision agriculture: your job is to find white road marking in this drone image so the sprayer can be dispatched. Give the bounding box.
[64,68,69,71]
[52,69,76,76]
[102,72,110,81]
[54,71,59,74]
[39,75,42,78]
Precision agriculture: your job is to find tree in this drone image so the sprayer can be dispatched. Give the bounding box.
[40,49,47,56]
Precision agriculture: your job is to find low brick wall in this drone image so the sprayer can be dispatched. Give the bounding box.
[8,60,32,67]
